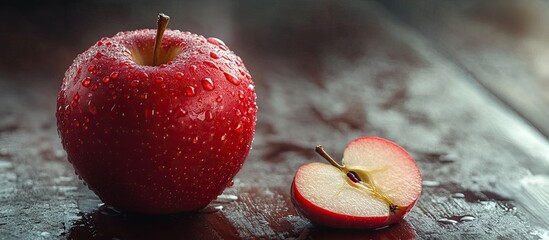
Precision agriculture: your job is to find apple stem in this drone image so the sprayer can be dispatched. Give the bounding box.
[315,145,345,170]
[153,13,170,66]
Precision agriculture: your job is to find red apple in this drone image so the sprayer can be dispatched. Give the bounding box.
[56,14,257,214]
[291,137,422,229]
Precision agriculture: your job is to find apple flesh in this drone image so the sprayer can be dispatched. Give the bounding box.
[291,137,422,229]
[56,15,256,214]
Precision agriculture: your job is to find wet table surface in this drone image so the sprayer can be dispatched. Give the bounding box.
[1,1,549,239]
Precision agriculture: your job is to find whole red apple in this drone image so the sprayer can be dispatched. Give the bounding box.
[291,137,422,229]
[56,14,257,214]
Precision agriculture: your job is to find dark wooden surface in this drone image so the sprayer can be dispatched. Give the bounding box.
[1,1,549,239]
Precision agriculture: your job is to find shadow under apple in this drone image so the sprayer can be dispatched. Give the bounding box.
[297,220,417,240]
[66,205,240,240]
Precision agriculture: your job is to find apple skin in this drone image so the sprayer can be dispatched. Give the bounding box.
[291,137,421,229]
[56,29,256,214]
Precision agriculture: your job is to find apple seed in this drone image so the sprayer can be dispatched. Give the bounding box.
[346,171,362,183]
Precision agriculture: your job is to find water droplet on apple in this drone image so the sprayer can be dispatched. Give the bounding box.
[238,68,246,76]
[205,110,214,122]
[82,77,91,87]
[235,109,242,117]
[185,86,196,96]
[191,65,198,73]
[97,41,103,46]
[234,121,243,133]
[201,78,215,91]
[210,52,220,59]
[193,136,199,144]
[207,37,226,47]
[179,108,187,115]
[216,95,223,103]
[224,72,240,85]
[91,85,98,91]
[204,60,217,69]
[130,80,139,87]
[221,133,227,141]
[88,102,97,115]
[95,52,103,59]
[88,65,96,72]
[238,90,245,100]
[110,72,119,79]
[175,72,184,80]
[73,93,80,101]
[154,76,164,83]
[102,77,110,84]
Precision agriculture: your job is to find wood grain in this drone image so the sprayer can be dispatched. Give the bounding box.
[380,0,549,138]
[1,1,548,239]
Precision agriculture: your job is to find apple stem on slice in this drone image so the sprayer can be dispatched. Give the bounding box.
[315,145,345,170]
[153,13,170,66]
[315,144,400,216]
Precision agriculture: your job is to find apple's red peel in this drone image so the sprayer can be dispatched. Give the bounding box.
[291,137,422,229]
[56,14,257,214]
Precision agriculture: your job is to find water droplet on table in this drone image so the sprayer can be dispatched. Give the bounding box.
[423,180,440,187]
[452,192,465,198]
[199,205,223,214]
[460,215,475,221]
[437,218,458,225]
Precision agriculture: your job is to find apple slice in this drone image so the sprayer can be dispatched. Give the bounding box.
[291,136,422,229]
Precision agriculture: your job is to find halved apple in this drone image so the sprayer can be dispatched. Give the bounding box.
[291,136,422,229]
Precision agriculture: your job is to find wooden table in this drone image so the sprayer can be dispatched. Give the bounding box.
[1,1,549,239]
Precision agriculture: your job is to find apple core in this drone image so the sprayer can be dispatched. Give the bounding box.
[315,145,401,216]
